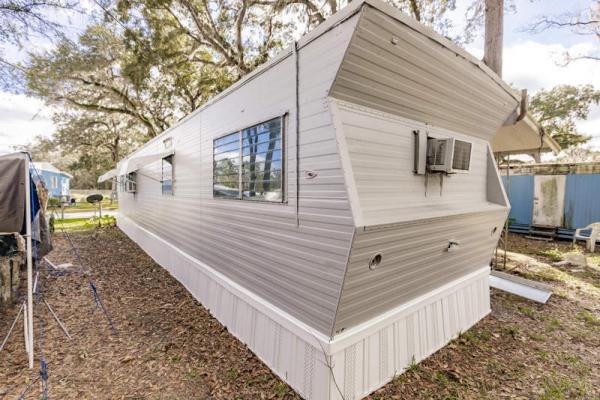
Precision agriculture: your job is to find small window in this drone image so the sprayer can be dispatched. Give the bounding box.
[213,117,283,202]
[162,155,174,195]
[126,172,137,193]
[51,176,58,189]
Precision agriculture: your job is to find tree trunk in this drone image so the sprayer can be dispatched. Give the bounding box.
[483,0,504,77]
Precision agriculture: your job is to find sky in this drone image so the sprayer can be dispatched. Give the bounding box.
[0,0,599,155]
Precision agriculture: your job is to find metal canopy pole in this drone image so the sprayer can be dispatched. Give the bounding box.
[504,154,510,268]
[24,154,34,369]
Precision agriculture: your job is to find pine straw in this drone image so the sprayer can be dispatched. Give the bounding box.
[0,229,598,399]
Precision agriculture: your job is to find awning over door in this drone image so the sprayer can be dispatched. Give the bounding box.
[97,169,117,183]
[492,113,560,156]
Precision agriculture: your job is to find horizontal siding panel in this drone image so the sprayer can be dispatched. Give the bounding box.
[118,14,362,336]
[356,16,511,111]
[330,6,518,140]
[333,210,505,332]
[333,101,492,225]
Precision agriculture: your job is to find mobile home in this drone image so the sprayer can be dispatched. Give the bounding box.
[101,1,548,398]
[501,162,600,239]
[33,162,71,199]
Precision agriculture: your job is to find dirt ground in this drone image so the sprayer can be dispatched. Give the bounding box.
[0,228,598,399]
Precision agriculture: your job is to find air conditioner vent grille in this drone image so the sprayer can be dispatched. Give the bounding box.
[452,140,472,171]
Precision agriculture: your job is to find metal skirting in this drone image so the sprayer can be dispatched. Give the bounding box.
[118,214,490,400]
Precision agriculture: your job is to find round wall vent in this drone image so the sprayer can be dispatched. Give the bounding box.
[368,253,383,270]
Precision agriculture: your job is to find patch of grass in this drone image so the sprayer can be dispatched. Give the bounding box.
[560,353,591,377]
[458,330,477,345]
[529,331,547,342]
[502,325,519,339]
[274,381,289,397]
[53,216,116,232]
[540,375,587,400]
[226,367,239,382]
[405,356,418,373]
[56,198,118,213]
[537,249,565,262]
[171,355,182,363]
[518,305,536,319]
[546,318,562,332]
[186,369,200,380]
[538,350,550,360]
[486,359,506,375]
[576,310,599,326]
[477,329,492,342]
[501,298,515,309]
[434,371,449,387]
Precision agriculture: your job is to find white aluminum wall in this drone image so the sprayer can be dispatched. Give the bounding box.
[117,0,515,337]
[118,14,361,336]
[327,100,507,333]
[330,5,519,141]
[330,100,501,226]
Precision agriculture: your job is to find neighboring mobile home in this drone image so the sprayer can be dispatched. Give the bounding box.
[100,1,550,398]
[501,162,600,239]
[33,162,71,199]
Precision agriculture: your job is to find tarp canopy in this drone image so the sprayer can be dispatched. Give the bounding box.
[492,113,561,156]
[0,153,27,233]
[118,149,174,175]
[97,168,117,183]
[0,152,52,257]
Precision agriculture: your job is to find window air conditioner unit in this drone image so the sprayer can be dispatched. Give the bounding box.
[426,138,472,174]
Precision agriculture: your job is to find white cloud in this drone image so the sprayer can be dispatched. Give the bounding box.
[502,41,600,92]
[0,92,55,155]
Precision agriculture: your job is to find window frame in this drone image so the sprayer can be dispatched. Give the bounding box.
[450,138,473,173]
[162,154,174,195]
[51,175,58,189]
[213,115,285,203]
[125,172,137,193]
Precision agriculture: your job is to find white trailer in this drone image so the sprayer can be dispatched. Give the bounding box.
[103,1,553,398]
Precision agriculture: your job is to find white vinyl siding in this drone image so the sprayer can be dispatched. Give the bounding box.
[331,100,497,226]
[330,6,518,141]
[116,1,516,337]
[118,14,360,335]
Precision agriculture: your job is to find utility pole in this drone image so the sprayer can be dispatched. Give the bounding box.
[483,0,504,77]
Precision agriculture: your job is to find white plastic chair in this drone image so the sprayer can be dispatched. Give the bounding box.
[573,223,600,252]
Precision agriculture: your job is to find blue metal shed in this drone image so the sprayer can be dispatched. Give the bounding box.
[32,162,72,199]
[500,162,600,238]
